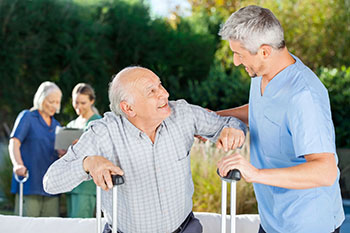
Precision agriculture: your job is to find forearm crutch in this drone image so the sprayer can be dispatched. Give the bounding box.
[14,171,29,217]
[217,169,241,233]
[96,174,125,233]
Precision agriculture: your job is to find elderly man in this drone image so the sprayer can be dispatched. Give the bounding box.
[43,66,246,233]
[216,5,344,233]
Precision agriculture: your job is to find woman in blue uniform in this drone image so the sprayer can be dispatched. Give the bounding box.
[9,81,62,217]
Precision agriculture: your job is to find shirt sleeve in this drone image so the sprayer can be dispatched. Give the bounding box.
[287,90,336,158]
[183,100,247,142]
[10,110,31,142]
[43,121,106,194]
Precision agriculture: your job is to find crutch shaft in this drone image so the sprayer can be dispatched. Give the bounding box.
[231,181,236,233]
[218,168,240,233]
[19,183,23,217]
[221,180,227,233]
[96,186,102,233]
[112,186,118,233]
[14,172,29,217]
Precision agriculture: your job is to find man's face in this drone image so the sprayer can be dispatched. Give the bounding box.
[128,70,171,124]
[229,40,263,78]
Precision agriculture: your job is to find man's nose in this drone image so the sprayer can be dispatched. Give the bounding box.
[159,86,169,99]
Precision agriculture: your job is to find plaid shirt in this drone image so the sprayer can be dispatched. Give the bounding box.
[44,99,246,233]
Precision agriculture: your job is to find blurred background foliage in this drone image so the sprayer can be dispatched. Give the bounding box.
[188,0,350,70]
[0,0,349,147]
[0,0,349,215]
[319,67,350,148]
[0,0,216,125]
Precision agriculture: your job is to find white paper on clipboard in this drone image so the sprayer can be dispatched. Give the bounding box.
[54,127,84,150]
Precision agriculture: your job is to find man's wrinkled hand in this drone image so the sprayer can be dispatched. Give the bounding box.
[83,156,124,191]
[216,128,245,152]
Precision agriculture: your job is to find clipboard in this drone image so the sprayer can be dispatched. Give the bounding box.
[54,127,84,150]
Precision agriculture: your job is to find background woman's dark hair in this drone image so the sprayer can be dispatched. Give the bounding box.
[72,83,96,101]
[72,83,99,115]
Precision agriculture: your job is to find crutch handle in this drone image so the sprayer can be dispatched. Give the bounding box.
[217,168,241,181]
[111,174,124,233]
[111,174,124,186]
[14,171,29,183]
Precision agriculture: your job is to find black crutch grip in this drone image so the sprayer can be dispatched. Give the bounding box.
[217,168,241,181]
[112,174,125,186]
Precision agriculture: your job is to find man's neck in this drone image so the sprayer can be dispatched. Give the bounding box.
[127,117,161,143]
[262,48,295,82]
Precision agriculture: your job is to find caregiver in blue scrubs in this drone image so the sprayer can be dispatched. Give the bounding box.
[9,81,62,217]
[216,5,344,233]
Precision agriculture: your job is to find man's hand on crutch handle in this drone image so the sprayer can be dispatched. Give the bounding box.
[96,171,125,233]
[83,155,124,191]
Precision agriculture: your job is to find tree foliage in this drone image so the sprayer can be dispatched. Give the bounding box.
[187,0,350,70]
[188,60,250,110]
[185,0,350,147]
[0,0,216,125]
[0,0,349,148]
[319,66,350,148]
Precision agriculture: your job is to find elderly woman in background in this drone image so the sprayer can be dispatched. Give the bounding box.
[66,83,101,218]
[8,81,62,217]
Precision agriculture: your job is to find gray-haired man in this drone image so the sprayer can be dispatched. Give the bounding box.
[216,5,344,233]
[43,67,247,233]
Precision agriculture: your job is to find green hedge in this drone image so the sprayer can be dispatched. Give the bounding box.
[0,0,216,125]
[319,66,350,148]
[0,0,348,148]
[188,60,250,110]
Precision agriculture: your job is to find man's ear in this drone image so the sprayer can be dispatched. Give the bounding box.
[120,101,136,117]
[259,45,272,58]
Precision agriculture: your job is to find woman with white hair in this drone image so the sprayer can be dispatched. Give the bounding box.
[8,81,62,217]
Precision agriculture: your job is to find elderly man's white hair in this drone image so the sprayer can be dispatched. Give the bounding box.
[32,81,62,113]
[219,5,285,54]
[108,66,142,117]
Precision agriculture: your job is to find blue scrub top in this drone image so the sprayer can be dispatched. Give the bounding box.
[249,55,344,233]
[10,110,60,196]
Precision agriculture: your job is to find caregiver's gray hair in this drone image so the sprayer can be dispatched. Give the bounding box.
[219,5,285,54]
[108,67,136,117]
[32,81,62,113]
